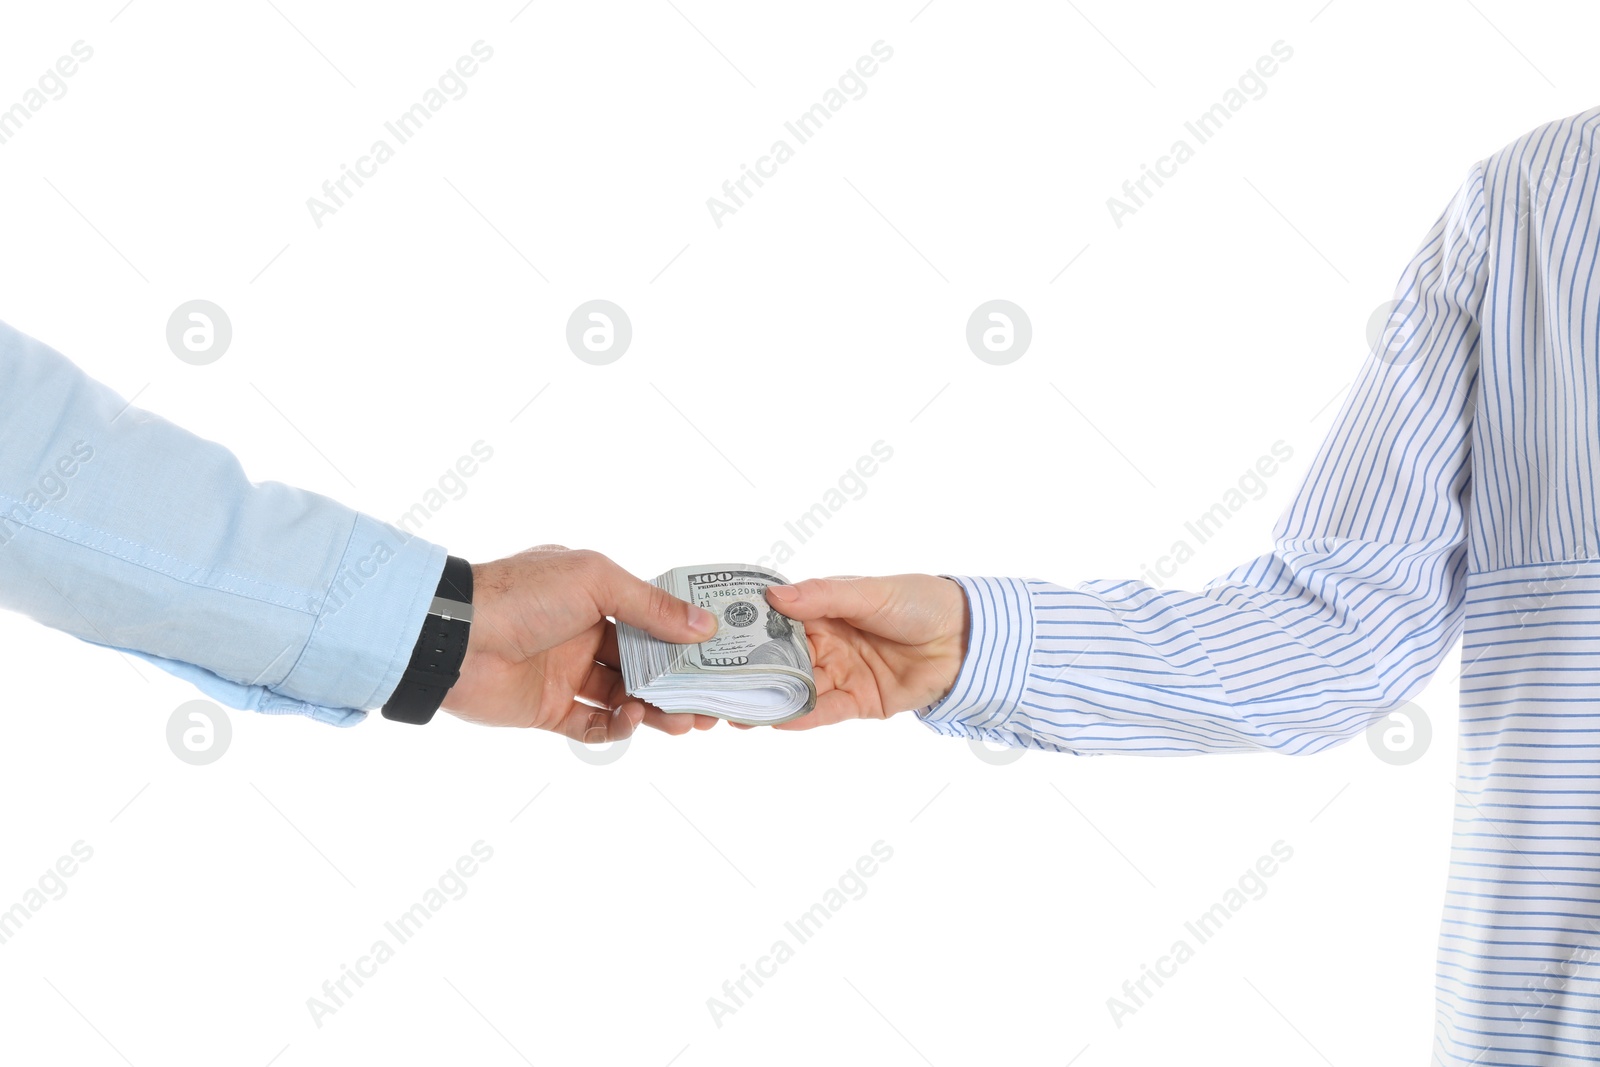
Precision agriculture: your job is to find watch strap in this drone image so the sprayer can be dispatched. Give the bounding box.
[382,555,474,725]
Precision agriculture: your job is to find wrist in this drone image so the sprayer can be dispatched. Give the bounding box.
[918,576,1034,730]
[940,575,971,699]
[445,562,500,710]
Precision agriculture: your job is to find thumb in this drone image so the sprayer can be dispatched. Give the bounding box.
[597,563,720,644]
[766,576,897,627]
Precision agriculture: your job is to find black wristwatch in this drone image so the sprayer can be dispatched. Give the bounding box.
[382,555,474,725]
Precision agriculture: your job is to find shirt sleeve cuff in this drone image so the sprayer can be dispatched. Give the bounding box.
[274,514,447,716]
[916,576,1036,737]
[123,650,373,727]
[77,517,446,727]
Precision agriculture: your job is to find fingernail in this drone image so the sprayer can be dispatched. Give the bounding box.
[690,605,719,633]
[768,584,797,602]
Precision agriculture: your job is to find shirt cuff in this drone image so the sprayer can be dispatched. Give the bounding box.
[113,515,447,727]
[275,514,448,715]
[916,576,1036,738]
[122,650,373,727]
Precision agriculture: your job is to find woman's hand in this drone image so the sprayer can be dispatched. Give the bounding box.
[760,574,969,730]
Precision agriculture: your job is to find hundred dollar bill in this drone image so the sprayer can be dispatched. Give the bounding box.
[616,564,817,726]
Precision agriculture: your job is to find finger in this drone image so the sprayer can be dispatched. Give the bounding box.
[589,556,719,643]
[766,576,898,625]
[639,709,722,734]
[578,663,627,710]
[641,707,703,736]
[597,623,621,670]
[772,690,863,731]
[562,702,642,744]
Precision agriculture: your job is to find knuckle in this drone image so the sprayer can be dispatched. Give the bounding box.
[784,578,827,605]
[573,550,618,588]
[579,709,611,744]
[646,584,678,621]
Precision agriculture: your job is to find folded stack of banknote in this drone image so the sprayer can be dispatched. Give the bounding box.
[617,564,817,725]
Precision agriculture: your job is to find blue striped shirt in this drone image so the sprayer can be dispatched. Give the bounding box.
[921,105,1600,1064]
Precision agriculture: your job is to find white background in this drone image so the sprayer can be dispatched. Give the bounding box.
[0,1,1591,1064]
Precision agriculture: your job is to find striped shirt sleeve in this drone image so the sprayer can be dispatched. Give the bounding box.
[919,162,1492,755]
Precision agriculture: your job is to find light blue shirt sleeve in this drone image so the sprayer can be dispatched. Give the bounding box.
[920,160,1490,755]
[0,320,447,727]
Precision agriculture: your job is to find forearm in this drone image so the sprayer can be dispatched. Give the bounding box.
[921,546,1467,755]
[0,321,444,722]
[923,163,1488,754]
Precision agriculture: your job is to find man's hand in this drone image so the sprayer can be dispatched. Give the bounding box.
[757,574,970,730]
[442,545,722,740]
